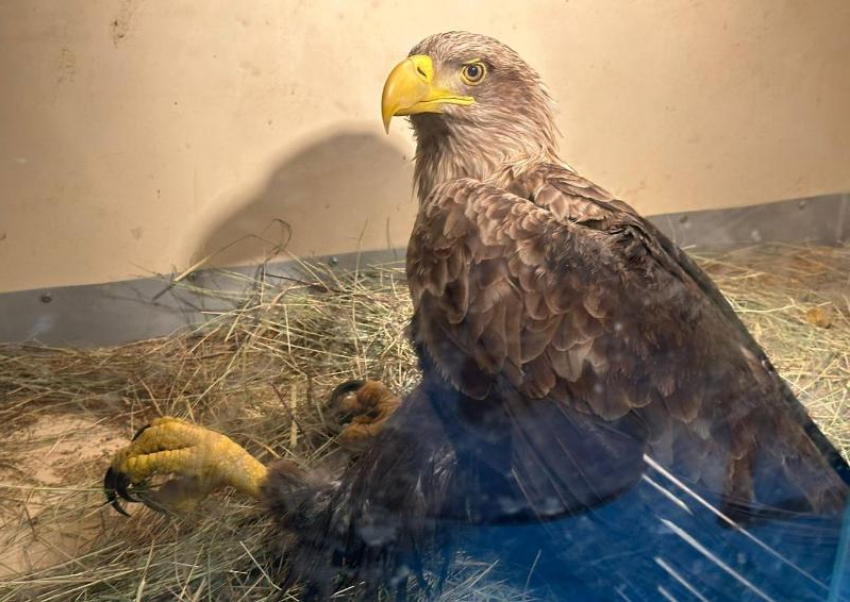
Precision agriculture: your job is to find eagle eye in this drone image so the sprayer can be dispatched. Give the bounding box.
[461,62,486,85]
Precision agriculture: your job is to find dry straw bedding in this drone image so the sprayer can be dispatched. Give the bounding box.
[0,243,848,600]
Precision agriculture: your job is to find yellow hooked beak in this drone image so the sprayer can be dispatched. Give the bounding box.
[381,55,474,133]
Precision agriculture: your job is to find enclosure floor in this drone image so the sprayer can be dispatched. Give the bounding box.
[0,243,848,600]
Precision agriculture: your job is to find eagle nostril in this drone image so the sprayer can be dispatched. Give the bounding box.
[416,66,428,80]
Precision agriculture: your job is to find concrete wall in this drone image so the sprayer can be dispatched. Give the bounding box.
[1,0,849,293]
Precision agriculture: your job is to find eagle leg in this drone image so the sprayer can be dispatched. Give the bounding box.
[103,416,267,515]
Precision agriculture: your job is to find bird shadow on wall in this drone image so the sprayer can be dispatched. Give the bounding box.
[192,130,416,275]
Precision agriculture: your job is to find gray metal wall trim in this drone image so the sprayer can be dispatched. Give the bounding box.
[1,192,848,347]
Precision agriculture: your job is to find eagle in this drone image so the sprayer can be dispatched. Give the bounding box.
[106,32,850,600]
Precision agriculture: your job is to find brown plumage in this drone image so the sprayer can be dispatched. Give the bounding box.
[263,31,850,595]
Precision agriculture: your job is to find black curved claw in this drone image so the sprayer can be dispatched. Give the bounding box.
[328,379,366,403]
[103,422,154,515]
[326,379,366,426]
[131,423,151,441]
[104,466,138,516]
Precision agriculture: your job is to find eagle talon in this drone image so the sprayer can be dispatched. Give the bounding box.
[104,466,134,516]
[131,424,152,441]
[326,379,367,428]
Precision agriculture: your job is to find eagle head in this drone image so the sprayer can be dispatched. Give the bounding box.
[382,32,558,199]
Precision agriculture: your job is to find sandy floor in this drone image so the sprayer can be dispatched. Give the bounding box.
[0,415,126,577]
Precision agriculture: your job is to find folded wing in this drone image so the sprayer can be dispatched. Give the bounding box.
[407,165,849,520]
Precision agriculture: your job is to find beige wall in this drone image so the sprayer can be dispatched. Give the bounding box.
[1,1,849,293]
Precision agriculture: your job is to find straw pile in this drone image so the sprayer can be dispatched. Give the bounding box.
[0,243,848,601]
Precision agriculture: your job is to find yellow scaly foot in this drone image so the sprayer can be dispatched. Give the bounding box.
[104,417,267,515]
